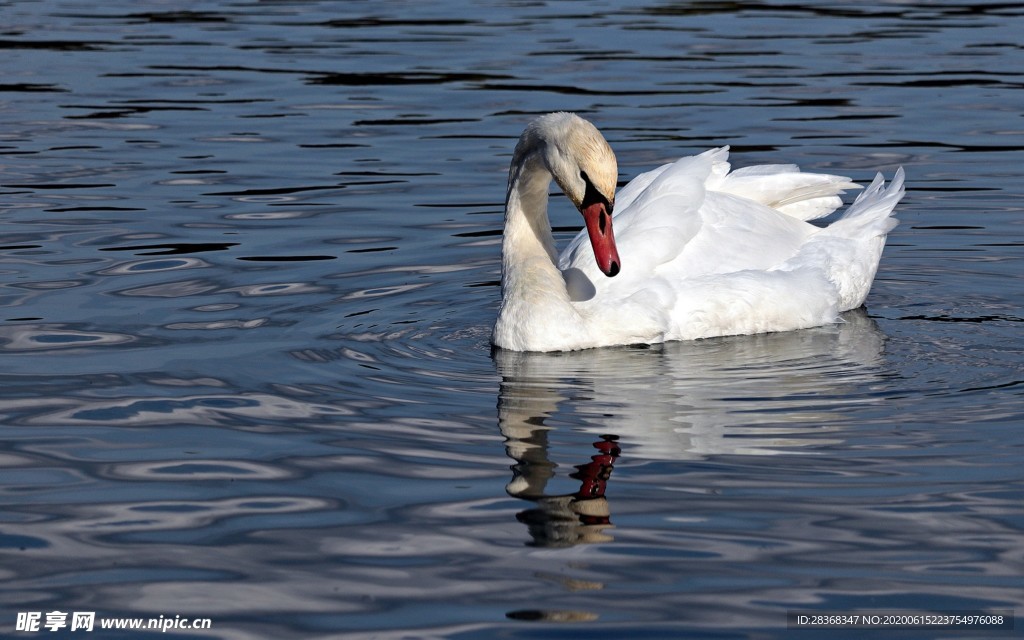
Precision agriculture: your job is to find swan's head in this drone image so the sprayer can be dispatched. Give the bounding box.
[530,112,621,277]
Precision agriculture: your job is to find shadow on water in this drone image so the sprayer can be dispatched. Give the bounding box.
[495,309,887,547]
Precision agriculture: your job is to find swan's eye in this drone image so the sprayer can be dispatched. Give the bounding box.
[579,170,611,213]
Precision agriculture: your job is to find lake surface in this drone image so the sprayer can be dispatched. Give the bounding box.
[2,1,1022,638]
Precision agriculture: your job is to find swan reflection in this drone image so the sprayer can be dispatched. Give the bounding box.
[495,309,887,547]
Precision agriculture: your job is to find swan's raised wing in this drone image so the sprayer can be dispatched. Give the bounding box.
[560,147,865,286]
[708,163,860,221]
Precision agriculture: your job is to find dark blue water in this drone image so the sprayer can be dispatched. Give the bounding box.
[2,1,1022,638]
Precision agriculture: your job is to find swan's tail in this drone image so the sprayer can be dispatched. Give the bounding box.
[788,168,905,312]
[829,167,905,237]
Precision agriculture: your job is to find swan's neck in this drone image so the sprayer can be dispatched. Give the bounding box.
[502,156,560,276]
[494,154,577,350]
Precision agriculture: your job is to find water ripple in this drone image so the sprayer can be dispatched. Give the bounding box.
[2,392,353,428]
[0,323,137,352]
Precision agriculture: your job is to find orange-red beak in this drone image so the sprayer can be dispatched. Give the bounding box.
[581,201,620,277]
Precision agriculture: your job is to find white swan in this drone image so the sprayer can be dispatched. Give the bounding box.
[493,112,905,352]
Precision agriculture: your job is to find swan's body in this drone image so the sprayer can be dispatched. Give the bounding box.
[493,112,905,352]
